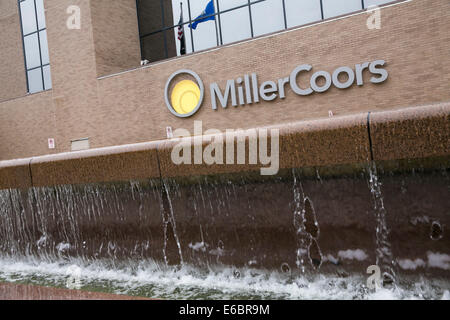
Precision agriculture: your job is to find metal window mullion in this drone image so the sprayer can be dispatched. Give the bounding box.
[215,0,223,45]
[17,0,29,92]
[135,0,144,60]
[23,27,46,38]
[33,0,45,90]
[27,63,49,72]
[212,1,219,46]
[320,0,324,20]
[160,0,168,58]
[247,0,254,38]
[187,0,195,52]
[140,0,266,39]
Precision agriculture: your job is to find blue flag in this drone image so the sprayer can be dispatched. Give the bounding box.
[190,0,215,30]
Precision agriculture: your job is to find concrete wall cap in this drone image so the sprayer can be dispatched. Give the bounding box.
[29,140,161,165]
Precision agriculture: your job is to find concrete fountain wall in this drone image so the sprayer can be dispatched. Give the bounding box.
[1,0,449,299]
[0,102,448,280]
[1,103,448,189]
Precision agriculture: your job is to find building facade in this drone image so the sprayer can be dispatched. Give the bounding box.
[0,0,449,162]
[0,0,449,283]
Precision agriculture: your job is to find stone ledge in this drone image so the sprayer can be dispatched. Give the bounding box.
[29,141,160,187]
[0,103,448,189]
[370,102,450,161]
[0,158,32,190]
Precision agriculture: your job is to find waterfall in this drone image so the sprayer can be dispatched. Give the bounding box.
[0,181,163,262]
[0,165,448,299]
[161,179,184,266]
[292,169,322,273]
[367,162,396,285]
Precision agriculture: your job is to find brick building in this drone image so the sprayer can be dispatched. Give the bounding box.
[0,0,449,163]
[0,0,449,285]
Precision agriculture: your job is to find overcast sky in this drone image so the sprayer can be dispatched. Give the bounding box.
[171,0,394,55]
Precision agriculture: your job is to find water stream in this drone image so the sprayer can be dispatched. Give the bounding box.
[0,166,449,299]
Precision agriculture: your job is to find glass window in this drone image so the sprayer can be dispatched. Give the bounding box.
[192,24,218,51]
[39,30,50,65]
[218,0,247,11]
[220,6,251,45]
[43,65,52,90]
[364,0,394,8]
[19,0,51,93]
[142,33,166,63]
[251,0,285,37]
[322,0,363,19]
[20,0,37,35]
[171,0,194,55]
[139,0,387,64]
[23,33,41,69]
[27,68,43,93]
[285,0,322,28]
[168,0,223,53]
[190,0,219,49]
[35,0,46,29]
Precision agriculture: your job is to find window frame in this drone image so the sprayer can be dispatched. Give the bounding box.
[137,0,403,63]
[18,0,51,94]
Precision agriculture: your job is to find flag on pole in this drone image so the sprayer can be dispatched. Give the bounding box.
[177,3,186,55]
[189,0,215,30]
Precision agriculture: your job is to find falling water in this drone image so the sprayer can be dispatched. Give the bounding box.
[0,166,449,299]
[293,169,308,273]
[367,163,396,285]
[161,179,184,266]
[0,181,163,263]
[292,169,323,274]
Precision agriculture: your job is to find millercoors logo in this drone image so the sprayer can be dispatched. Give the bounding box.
[165,59,388,117]
[165,69,205,118]
[210,59,388,109]
[164,60,388,175]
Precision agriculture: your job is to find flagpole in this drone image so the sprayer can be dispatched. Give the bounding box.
[160,0,168,58]
[187,0,195,52]
[180,2,184,39]
[178,2,186,55]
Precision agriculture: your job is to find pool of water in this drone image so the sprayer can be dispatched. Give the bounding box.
[0,256,448,300]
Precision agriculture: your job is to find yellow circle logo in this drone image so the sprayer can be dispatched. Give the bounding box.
[165,69,204,118]
[171,80,201,115]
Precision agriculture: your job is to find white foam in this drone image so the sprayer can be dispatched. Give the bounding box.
[0,255,447,300]
[398,259,426,270]
[188,242,208,252]
[427,252,450,270]
[323,254,339,265]
[338,249,368,261]
[36,235,48,247]
[56,242,71,252]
